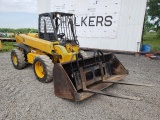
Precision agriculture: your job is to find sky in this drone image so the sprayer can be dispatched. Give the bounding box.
[0,0,38,28]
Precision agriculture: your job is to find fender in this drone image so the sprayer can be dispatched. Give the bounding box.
[13,43,31,54]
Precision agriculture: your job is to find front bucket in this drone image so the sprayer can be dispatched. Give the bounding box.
[53,51,128,101]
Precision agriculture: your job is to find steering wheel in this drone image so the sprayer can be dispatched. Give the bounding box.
[57,33,65,38]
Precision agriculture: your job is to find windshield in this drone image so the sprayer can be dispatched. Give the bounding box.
[54,14,76,41]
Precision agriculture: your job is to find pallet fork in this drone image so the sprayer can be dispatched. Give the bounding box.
[53,50,153,101]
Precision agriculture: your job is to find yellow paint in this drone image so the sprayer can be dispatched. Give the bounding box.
[15,33,79,64]
[35,61,44,78]
[54,45,77,63]
[66,43,73,53]
[72,45,79,52]
[27,33,39,38]
[27,52,39,64]
[53,41,59,45]
[65,43,79,53]
[9,33,15,37]
[12,54,18,65]
[16,34,55,54]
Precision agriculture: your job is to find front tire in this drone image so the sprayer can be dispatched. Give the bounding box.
[33,55,53,83]
[11,48,26,69]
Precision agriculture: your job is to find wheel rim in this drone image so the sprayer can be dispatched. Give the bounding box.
[35,61,44,78]
[12,54,18,65]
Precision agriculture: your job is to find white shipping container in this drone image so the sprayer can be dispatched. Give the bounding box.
[38,0,147,52]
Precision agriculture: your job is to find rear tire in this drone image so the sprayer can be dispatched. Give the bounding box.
[11,48,26,69]
[33,55,53,83]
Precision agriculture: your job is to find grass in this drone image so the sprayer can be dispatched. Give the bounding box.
[143,32,160,51]
[0,42,16,52]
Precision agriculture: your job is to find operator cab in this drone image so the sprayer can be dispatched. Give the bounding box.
[38,12,79,46]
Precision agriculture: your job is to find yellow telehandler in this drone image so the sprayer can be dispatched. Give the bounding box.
[11,12,151,101]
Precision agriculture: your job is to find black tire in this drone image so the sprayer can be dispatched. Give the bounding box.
[33,55,53,83]
[11,48,26,69]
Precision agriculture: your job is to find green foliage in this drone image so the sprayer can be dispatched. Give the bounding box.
[147,0,160,31]
[157,29,160,37]
[143,32,158,41]
[0,28,38,34]
[143,32,160,51]
[144,15,154,33]
[0,42,16,52]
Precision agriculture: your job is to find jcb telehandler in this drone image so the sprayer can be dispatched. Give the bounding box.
[11,12,151,101]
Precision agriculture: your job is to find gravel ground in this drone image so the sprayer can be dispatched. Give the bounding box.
[0,52,160,120]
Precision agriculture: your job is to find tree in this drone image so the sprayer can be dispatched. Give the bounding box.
[147,0,160,31]
[144,14,154,33]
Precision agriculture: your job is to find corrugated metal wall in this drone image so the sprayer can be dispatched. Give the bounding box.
[116,0,147,52]
[77,0,147,52]
[38,0,147,52]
